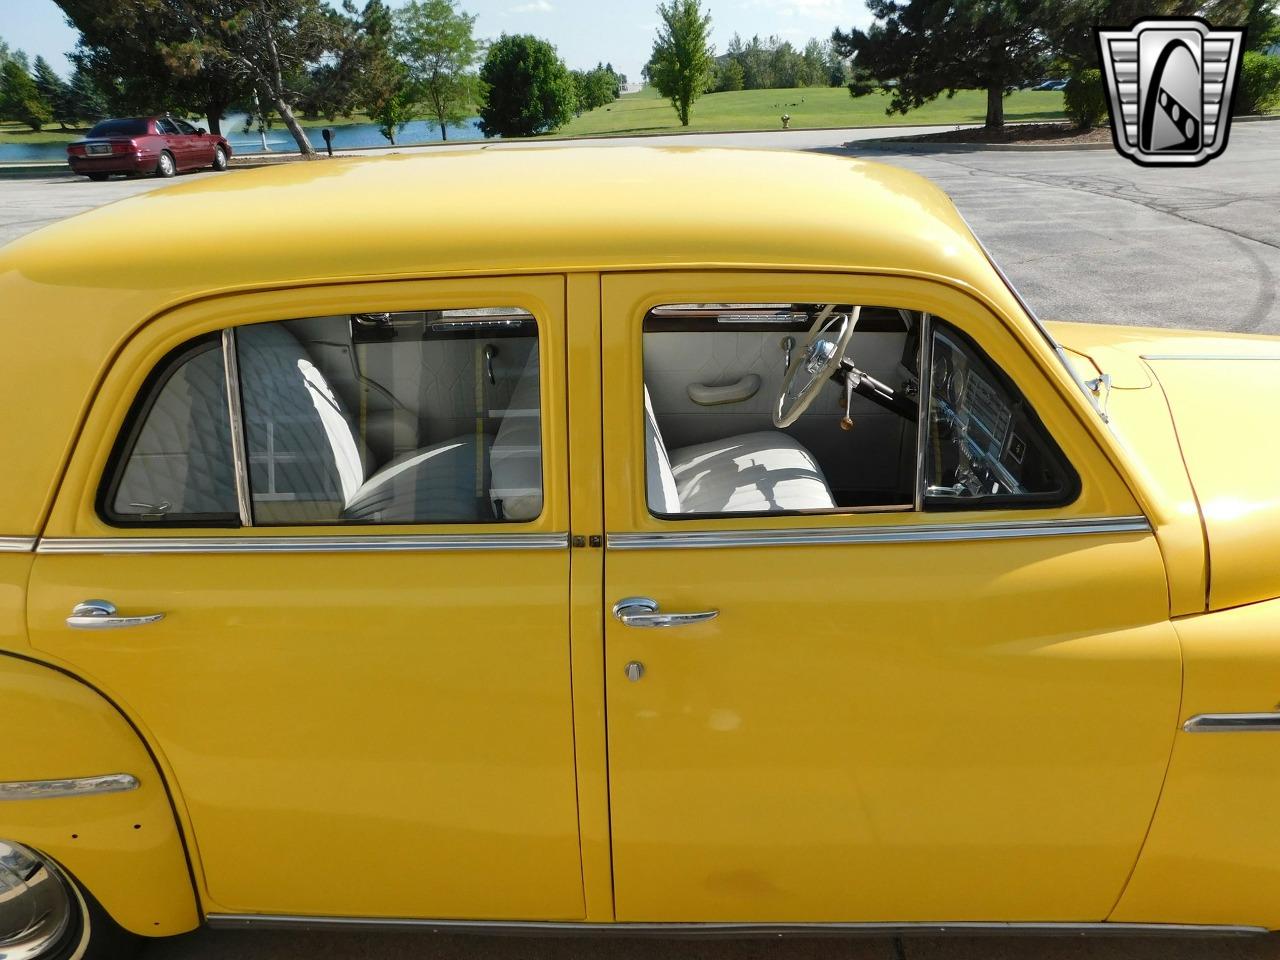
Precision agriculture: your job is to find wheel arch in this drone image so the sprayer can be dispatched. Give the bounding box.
[0,651,200,938]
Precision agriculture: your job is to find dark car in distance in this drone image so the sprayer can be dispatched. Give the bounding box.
[67,117,232,181]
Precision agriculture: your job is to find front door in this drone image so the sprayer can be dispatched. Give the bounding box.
[600,272,1181,923]
[27,276,584,921]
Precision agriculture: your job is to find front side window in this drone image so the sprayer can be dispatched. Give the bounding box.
[641,303,1075,519]
[101,308,542,527]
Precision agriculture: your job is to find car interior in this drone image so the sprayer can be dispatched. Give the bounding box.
[109,309,542,526]
[642,302,1075,517]
[105,301,1075,528]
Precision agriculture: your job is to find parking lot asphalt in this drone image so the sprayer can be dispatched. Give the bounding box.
[4,124,1280,960]
[3,121,1277,334]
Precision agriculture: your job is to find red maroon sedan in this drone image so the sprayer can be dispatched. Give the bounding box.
[67,116,232,181]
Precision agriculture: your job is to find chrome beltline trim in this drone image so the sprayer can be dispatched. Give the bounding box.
[607,517,1151,551]
[0,537,36,553]
[1142,354,1280,361]
[0,773,139,801]
[36,533,569,555]
[205,915,1265,938]
[1184,712,1280,733]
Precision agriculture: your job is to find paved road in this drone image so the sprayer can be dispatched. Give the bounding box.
[3,121,1277,334]
[4,124,1280,959]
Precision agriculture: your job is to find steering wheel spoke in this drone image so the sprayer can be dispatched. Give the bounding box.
[773,305,861,428]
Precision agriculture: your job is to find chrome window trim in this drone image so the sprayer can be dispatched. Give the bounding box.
[1183,712,1280,733]
[1142,354,1280,362]
[607,516,1150,551]
[205,915,1264,938]
[913,312,933,512]
[35,534,569,555]
[0,537,36,553]
[0,773,139,802]
[221,328,253,527]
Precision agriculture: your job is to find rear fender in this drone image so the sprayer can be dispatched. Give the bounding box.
[0,653,199,937]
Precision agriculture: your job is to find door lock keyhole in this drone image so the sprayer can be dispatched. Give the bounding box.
[624,661,645,683]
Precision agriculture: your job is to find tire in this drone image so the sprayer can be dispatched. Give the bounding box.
[87,173,109,182]
[155,151,176,178]
[0,841,142,960]
[211,145,228,171]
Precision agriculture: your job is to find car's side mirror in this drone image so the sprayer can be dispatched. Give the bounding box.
[197,128,207,136]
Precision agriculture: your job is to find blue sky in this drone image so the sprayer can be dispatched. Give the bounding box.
[1,0,872,81]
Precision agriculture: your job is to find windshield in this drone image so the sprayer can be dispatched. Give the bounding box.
[87,119,149,138]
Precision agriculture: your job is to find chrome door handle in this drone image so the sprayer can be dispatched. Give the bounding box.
[66,599,165,630]
[612,596,719,629]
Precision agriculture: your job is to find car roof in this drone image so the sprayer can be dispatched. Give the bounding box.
[2,147,995,305]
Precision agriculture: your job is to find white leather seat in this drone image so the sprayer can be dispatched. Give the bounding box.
[644,387,835,514]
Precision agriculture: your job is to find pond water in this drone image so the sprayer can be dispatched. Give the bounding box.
[0,111,489,163]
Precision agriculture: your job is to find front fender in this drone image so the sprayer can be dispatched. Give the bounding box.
[0,653,199,937]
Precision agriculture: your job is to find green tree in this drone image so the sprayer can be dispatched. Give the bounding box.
[67,67,108,123]
[57,1,249,136]
[0,57,53,131]
[833,0,1056,130]
[717,57,745,91]
[477,34,575,137]
[396,0,481,141]
[151,0,344,157]
[31,56,73,129]
[1237,49,1280,113]
[350,0,414,143]
[649,0,714,125]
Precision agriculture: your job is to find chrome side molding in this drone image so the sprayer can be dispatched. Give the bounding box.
[0,773,140,802]
[608,516,1151,551]
[36,533,569,555]
[0,537,36,553]
[1142,354,1280,362]
[205,915,1266,938]
[1183,713,1280,733]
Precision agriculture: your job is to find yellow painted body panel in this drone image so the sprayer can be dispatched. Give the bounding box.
[1147,359,1280,612]
[0,653,197,936]
[1114,598,1280,927]
[600,273,1180,921]
[27,276,586,921]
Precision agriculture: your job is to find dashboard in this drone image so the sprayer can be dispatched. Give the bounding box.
[926,329,1064,501]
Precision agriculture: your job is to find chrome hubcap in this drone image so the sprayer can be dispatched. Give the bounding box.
[0,841,74,960]
[161,156,173,174]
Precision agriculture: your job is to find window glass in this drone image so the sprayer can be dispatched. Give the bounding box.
[923,323,1076,506]
[104,337,239,525]
[236,309,541,525]
[173,119,198,135]
[642,303,921,517]
[156,118,180,135]
[100,309,543,528]
[87,119,149,138]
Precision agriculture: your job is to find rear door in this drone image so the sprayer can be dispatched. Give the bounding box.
[27,276,584,921]
[154,117,189,168]
[600,271,1181,923]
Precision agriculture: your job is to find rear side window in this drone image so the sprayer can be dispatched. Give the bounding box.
[87,119,149,137]
[102,336,240,526]
[99,309,543,527]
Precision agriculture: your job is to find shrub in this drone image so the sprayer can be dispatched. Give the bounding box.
[1236,51,1280,116]
[1064,68,1106,129]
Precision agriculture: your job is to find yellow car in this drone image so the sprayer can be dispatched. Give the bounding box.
[2,148,1279,957]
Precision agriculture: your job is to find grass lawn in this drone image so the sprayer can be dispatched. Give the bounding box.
[558,85,1066,137]
[0,121,87,145]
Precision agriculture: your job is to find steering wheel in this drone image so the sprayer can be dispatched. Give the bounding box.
[774,306,860,428]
